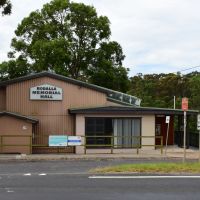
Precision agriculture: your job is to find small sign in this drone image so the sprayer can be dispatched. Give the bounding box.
[68,136,82,146]
[198,114,200,122]
[197,114,200,130]
[49,135,68,147]
[182,97,188,111]
[166,116,170,123]
[30,84,62,100]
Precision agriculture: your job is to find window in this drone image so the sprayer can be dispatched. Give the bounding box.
[113,119,141,148]
[85,118,112,147]
[85,117,141,148]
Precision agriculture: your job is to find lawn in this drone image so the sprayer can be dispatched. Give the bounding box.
[91,162,200,174]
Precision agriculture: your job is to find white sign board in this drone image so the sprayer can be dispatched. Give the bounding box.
[49,135,68,147]
[30,84,62,100]
[197,114,200,130]
[166,116,170,123]
[67,136,82,146]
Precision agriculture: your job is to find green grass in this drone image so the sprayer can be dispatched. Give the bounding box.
[91,163,200,174]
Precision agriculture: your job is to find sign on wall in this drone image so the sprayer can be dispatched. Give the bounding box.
[30,84,62,100]
[49,135,68,147]
[67,136,82,146]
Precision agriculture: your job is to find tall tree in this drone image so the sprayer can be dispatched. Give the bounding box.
[1,0,129,92]
[129,73,192,109]
[0,0,12,15]
[188,74,200,110]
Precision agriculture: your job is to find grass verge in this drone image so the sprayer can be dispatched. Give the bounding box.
[91,163,200,174]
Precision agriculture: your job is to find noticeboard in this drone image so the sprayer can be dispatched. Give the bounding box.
[49,135,68,147]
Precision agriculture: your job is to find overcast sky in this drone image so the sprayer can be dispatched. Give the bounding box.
[1,0,200,76]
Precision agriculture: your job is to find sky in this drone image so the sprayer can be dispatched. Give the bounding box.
[1,0,200,76]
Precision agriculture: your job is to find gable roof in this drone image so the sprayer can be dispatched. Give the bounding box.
[69,106,199,115]
[0,111,39,124]
[0,71,141,106]
[0,71,111,94]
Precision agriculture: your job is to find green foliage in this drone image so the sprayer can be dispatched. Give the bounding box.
[0,0,129,92]
[0,0,12,15]
[129,71,200,111]
[0,57,30,80]
[188,74,200,111]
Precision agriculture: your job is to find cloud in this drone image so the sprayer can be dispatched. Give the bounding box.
[1,0,200,76]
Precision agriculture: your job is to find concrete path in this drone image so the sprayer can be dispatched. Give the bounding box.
[0,146,199,161]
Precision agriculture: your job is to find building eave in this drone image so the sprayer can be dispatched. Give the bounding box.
[69,106,199,115]
[0,111,39,123]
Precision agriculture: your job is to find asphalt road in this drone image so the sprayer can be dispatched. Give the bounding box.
[0,159,200,200]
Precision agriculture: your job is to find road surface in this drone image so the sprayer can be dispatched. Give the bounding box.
[0,159,199,200]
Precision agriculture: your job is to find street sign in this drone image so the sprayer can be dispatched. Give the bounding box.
[67,136,82,146]
[182,97,188,111]
[197,114,200,131]
[165,116,170,123]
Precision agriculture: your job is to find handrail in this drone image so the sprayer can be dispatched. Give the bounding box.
[0,134,163,155]
[81,135,163,155]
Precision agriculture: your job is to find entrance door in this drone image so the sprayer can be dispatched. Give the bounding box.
[155,115,174,146]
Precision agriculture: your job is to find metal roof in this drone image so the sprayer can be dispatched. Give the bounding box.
[69,106,199,115]
[0,111,39,123]
[0,71,141,106]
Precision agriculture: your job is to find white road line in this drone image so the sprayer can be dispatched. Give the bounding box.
[89,175,200,179]
[7,190,14,193]
[0,172,88,176]
[5,188,14,193]
[23,173,31,176]
[39,173,47,176]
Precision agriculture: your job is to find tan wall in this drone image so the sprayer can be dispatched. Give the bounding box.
[0,87,6,111]
[5,77,107,149]
[75,114,156,154]
[141,115,155,150]
[0,116,32,154]
[75,115,85,154]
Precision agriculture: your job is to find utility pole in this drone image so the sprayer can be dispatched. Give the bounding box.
[183,111,187,163]
[197,114,200,162]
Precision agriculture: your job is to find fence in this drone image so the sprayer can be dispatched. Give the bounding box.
[0,135,163,154]
[81,135,163,154]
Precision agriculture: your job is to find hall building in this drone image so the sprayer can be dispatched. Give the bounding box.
[0,71,198,154]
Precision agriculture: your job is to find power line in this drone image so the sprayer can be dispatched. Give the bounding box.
[176,65,200,73]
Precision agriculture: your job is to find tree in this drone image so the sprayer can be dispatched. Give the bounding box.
[129,73,191,108]
[0,0,12,15]
[0,57,30,80]
[2,0,129,92]
[188,74,200,110]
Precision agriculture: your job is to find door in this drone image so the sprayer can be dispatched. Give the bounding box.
[155,115,174,146]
